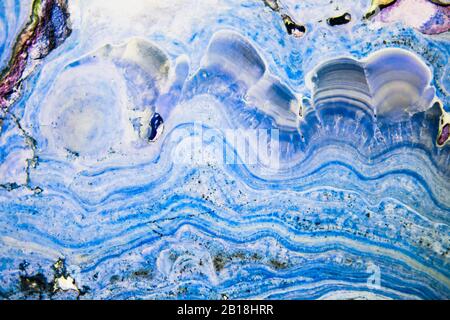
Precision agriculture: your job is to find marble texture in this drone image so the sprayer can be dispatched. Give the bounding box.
[0,0,449,300]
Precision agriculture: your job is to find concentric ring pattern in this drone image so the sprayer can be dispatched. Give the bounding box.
[0,0,449,300]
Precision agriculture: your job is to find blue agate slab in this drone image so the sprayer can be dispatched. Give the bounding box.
[0,0,449,300]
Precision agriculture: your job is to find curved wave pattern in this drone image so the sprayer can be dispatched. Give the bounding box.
[0,0,449,300]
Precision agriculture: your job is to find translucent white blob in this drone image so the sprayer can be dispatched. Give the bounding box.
[39,62,128,158]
